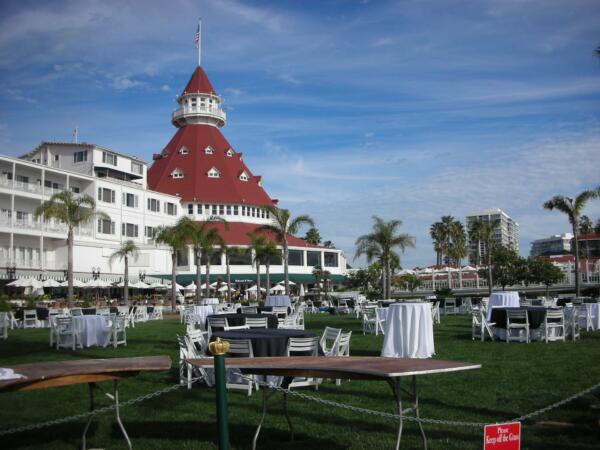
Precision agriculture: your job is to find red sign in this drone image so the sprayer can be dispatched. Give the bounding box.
[484,422,521,450]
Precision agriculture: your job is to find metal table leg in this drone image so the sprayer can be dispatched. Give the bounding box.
[388,378,403,450]
[252,387,269,450]
[252,378,294,450]
[113,380,132,449]
[82,383,95,450]
[412,375,427,449]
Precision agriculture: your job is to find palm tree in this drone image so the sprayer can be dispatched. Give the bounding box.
[223,245,245,303]
[304,227,322,245]
[34,191,108,304]
[429,222,445,266]
[259,207,315,295]
[261,239,280,293]
[177,217,227,301]
[109,240,139,306]
[154,224,186,312]
[468,219,499,296]
[200,227,225,298]
[439,215,455,264]
[543,188,599,297]
[354,216,415,299]
[248,233,268,298]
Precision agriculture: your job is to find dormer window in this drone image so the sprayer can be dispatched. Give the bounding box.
[226,148,234,157]
[171,168,184,179]
[239,171,249,182]
[179,146,189,155]
[204,146,213,155]
[207,167,220,178]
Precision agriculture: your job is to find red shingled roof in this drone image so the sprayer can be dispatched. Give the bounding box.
[147,125,274,206]
[181,66,216,96]
[195,221,322,248]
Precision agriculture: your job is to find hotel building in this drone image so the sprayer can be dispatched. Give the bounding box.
[466,208,519,264]
[0,63,347,286]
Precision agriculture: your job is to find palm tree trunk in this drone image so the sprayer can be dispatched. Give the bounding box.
[283,240,290,295]
[195,247,202,302]
[67,228,74,305]
[226,253,232,303]
[256,264,261,300]
[171,251,177,312]
[124,255,129,306]
[487,245,493,297]
[381,257,387,299]
[572,225,581,297]
[386,257,391,300]
[266,262,271,294]
[206,261,211,298]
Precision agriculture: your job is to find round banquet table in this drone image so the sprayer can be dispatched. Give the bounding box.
[72,315,111,347]
[487,292,520,320]
[211,329,315,357]
[381,303,435,359]
[264,295,291,307]
[490,306,551,329]
[193,305,214,324]
[206,313,278,331]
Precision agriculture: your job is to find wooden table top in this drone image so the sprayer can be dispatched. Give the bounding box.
[0,356,172,392]
[188,356,480,381]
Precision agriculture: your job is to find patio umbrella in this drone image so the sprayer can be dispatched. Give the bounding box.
[247,284,266,292]
[299,283,305,297]
[184,281,197,291]
[278,280,295,285]
[218,285,234,292]
[269,284,285,293]
[7,278,26,287]
[60,279,88,288]
[42,279,62,288]
[130,281,150,289]
[200,283,215,290]
[19,278,44,290]
[148,281,168,289]
[85,278,112,288]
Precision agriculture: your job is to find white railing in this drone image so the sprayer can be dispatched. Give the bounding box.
[14,181,42,195]
[14,219,41,230]
[172,106,226,123]
[0,177,11,189]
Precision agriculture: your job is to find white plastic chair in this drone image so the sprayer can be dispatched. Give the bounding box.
[23,309,39,328]
[320,326,342,356]
[471,309,495,342]
[541,309,565,343]
[245,317,268,329]
[506,309,529,343]
[55,316,82,350]
[108,314,127,348]
[241,306,258,314]
[223,339,256,396]
[444,298,457,315]
[0,312,8,339]
[207,316,228,337]
[286,336,321,390]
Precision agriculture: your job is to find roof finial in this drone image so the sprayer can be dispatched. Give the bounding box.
[195,20,202,67]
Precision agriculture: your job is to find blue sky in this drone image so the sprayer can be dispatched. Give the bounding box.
[1,0,599,268]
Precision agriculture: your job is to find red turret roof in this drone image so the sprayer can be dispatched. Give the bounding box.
[181,66,216,96]
[147,124,274,206]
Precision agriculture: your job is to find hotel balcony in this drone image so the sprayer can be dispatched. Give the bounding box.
[172,105,226,127]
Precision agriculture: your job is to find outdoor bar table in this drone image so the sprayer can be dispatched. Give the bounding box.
[490,306,550,329]
[381,302,435,358]
[188,356,481,450]
[73,315,112,347]
[487,291,520,320]
[0,356,171,449]
[207,313,278,331]
[211,328,315,357]
[264,295,291,307]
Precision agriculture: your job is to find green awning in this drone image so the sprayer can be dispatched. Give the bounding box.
[155,273,346,284]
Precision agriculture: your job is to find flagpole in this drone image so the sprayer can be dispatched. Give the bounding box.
[198,20,202,67]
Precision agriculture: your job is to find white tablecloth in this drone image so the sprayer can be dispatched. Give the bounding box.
[200,298,219,305]
[488,292,520,320]
[265,295,291,307]
[73,315,110,348]
[193,305,214,324]
[381,303,435,358]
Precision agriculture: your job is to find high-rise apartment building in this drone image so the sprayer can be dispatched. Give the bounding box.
[466,208,519,264]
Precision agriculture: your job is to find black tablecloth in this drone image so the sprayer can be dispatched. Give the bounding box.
[490,306,552,329]
[556,298,598,307]
[82,308,96,315]
[207,313,278,331]
[211,329,316,357]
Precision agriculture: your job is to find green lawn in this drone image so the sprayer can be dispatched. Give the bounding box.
[1,314,599,449]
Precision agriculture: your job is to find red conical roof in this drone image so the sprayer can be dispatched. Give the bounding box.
[181,66,216,96]
[147,124,275,206]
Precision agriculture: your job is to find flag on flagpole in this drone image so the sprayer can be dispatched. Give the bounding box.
[195,23,200,49]
[72,127,78,143]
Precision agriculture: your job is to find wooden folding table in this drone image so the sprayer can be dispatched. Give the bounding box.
[189,356,480,449]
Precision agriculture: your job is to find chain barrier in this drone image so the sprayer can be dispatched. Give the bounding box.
[242,374,600,428]
[0,381,186,437]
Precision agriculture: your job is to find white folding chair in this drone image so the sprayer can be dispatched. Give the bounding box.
[320,326,342,356]
[471,309,495,342]
[0,312,9,339]
[207,316,228,337]
[506,309,530,343]
[55,316,82,350]
[223,339,256,396]
[23,309,39,328]
[245,317,268,329]
[241,306,258,314]
[542,309,565,343]
[431,301,441,324]
[444,298,457,315]
[286,336,321,390]
[108,314,127,348]
[71,308,83,317]
[577,304,594,332]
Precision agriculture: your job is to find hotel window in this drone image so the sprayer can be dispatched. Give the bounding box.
[324,252,338,268]
[204,146,213,155]
[102,151,117,166]
[179,146,189,155]
[226,205,231,215]
[226,148,234,157]
[73,150,87,163]
[212,205,217,215]
[233,206,239,215]
[207,167,220,178]
[306,251,321,267]
[165,202,177,216]
[122,223,139,238]
[239,171,248,181]
[266,210,270,219]
[97,219,115,235]
[71,186,80,194]
[190,98,197,109]
[97,187,115,203]
[122,192,138,208]
[54,154,60,162]
[219,205,224,215]
[171,169,184,179]
[241,206,246,216]
[31,158,41,164]
[229,252,252,266]
[197,204,202,214]
[288,250,303,266]
[147,198,160,212]
[251,208,256,217]
[261,209,265,218]
[145,226,155,239]
[204,204,210,212]
[188,204,193,215]
[131,161,143,175]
